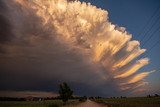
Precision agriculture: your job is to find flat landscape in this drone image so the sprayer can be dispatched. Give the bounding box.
[0,100,80,107]
[1,97,160,107]
[0,0,160,107]
[94,97,160,107]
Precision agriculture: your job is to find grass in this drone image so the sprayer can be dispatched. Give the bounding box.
[0,100,79,107]
[94,97,160,107]
[2,97,160,107]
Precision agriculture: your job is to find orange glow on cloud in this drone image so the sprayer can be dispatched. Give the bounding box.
[127,71,154,84]
[14,0,154,93]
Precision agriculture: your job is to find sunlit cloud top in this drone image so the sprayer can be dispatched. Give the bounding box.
[0,0,155,96]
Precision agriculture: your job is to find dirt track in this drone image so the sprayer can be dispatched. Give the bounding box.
[64,100,107,107]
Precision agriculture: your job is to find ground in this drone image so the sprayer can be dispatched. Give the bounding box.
[94,97,160,107]
[1,97,160,107]
[64,100,106,107]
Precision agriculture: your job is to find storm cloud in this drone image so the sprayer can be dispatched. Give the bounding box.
[0,0,154,97]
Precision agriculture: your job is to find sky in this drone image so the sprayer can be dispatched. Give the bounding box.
[0,0,160,97]
[81,0,160,94]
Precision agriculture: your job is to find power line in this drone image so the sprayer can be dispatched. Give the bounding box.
[116,29,160,68]
[138,6,160,41]
[141,39,160,58]
[141,25,160,47]
[137,6,160,59]
[129,39,160,74]
[115,29,160,68]
[146,39,160,54]
[139,13,160,42]
[116,6,160,70]
[114,6,160,70]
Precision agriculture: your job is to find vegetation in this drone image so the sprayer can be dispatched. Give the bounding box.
[1,82,159,107]
[0,100,63,107]
[0,100,80,107]
[59,82,73,103]
[94,97,160,107]
[78,96,87,102]
[1,96,160,107]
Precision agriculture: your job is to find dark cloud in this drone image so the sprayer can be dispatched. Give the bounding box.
[0,0,15,54]
[0,0,116,97]
[0,0,153,97]
[0,1,13,44]
[0,0,7,11]
[0,15,13,43]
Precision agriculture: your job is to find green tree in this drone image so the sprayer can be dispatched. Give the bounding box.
[59,82,73,102]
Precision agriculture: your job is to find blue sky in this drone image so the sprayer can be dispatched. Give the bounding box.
[81,0,160,93]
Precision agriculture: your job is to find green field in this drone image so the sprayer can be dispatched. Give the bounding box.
[94,97,160,107]
[0,100,79,107]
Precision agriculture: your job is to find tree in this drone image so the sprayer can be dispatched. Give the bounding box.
[155,94,159,97]
[59,82,73,102]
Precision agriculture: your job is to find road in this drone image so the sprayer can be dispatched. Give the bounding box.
[64,100,107,107]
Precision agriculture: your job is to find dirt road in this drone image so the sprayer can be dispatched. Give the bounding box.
[64,100,107,107]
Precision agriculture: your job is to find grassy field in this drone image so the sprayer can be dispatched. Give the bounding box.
[94,97,160,107]
[0,100,79,107]
[1,97,160,107]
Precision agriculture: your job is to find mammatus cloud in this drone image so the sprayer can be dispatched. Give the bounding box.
[0,0,154,96]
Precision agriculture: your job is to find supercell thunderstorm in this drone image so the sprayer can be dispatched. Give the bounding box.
[0,0,154,96]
